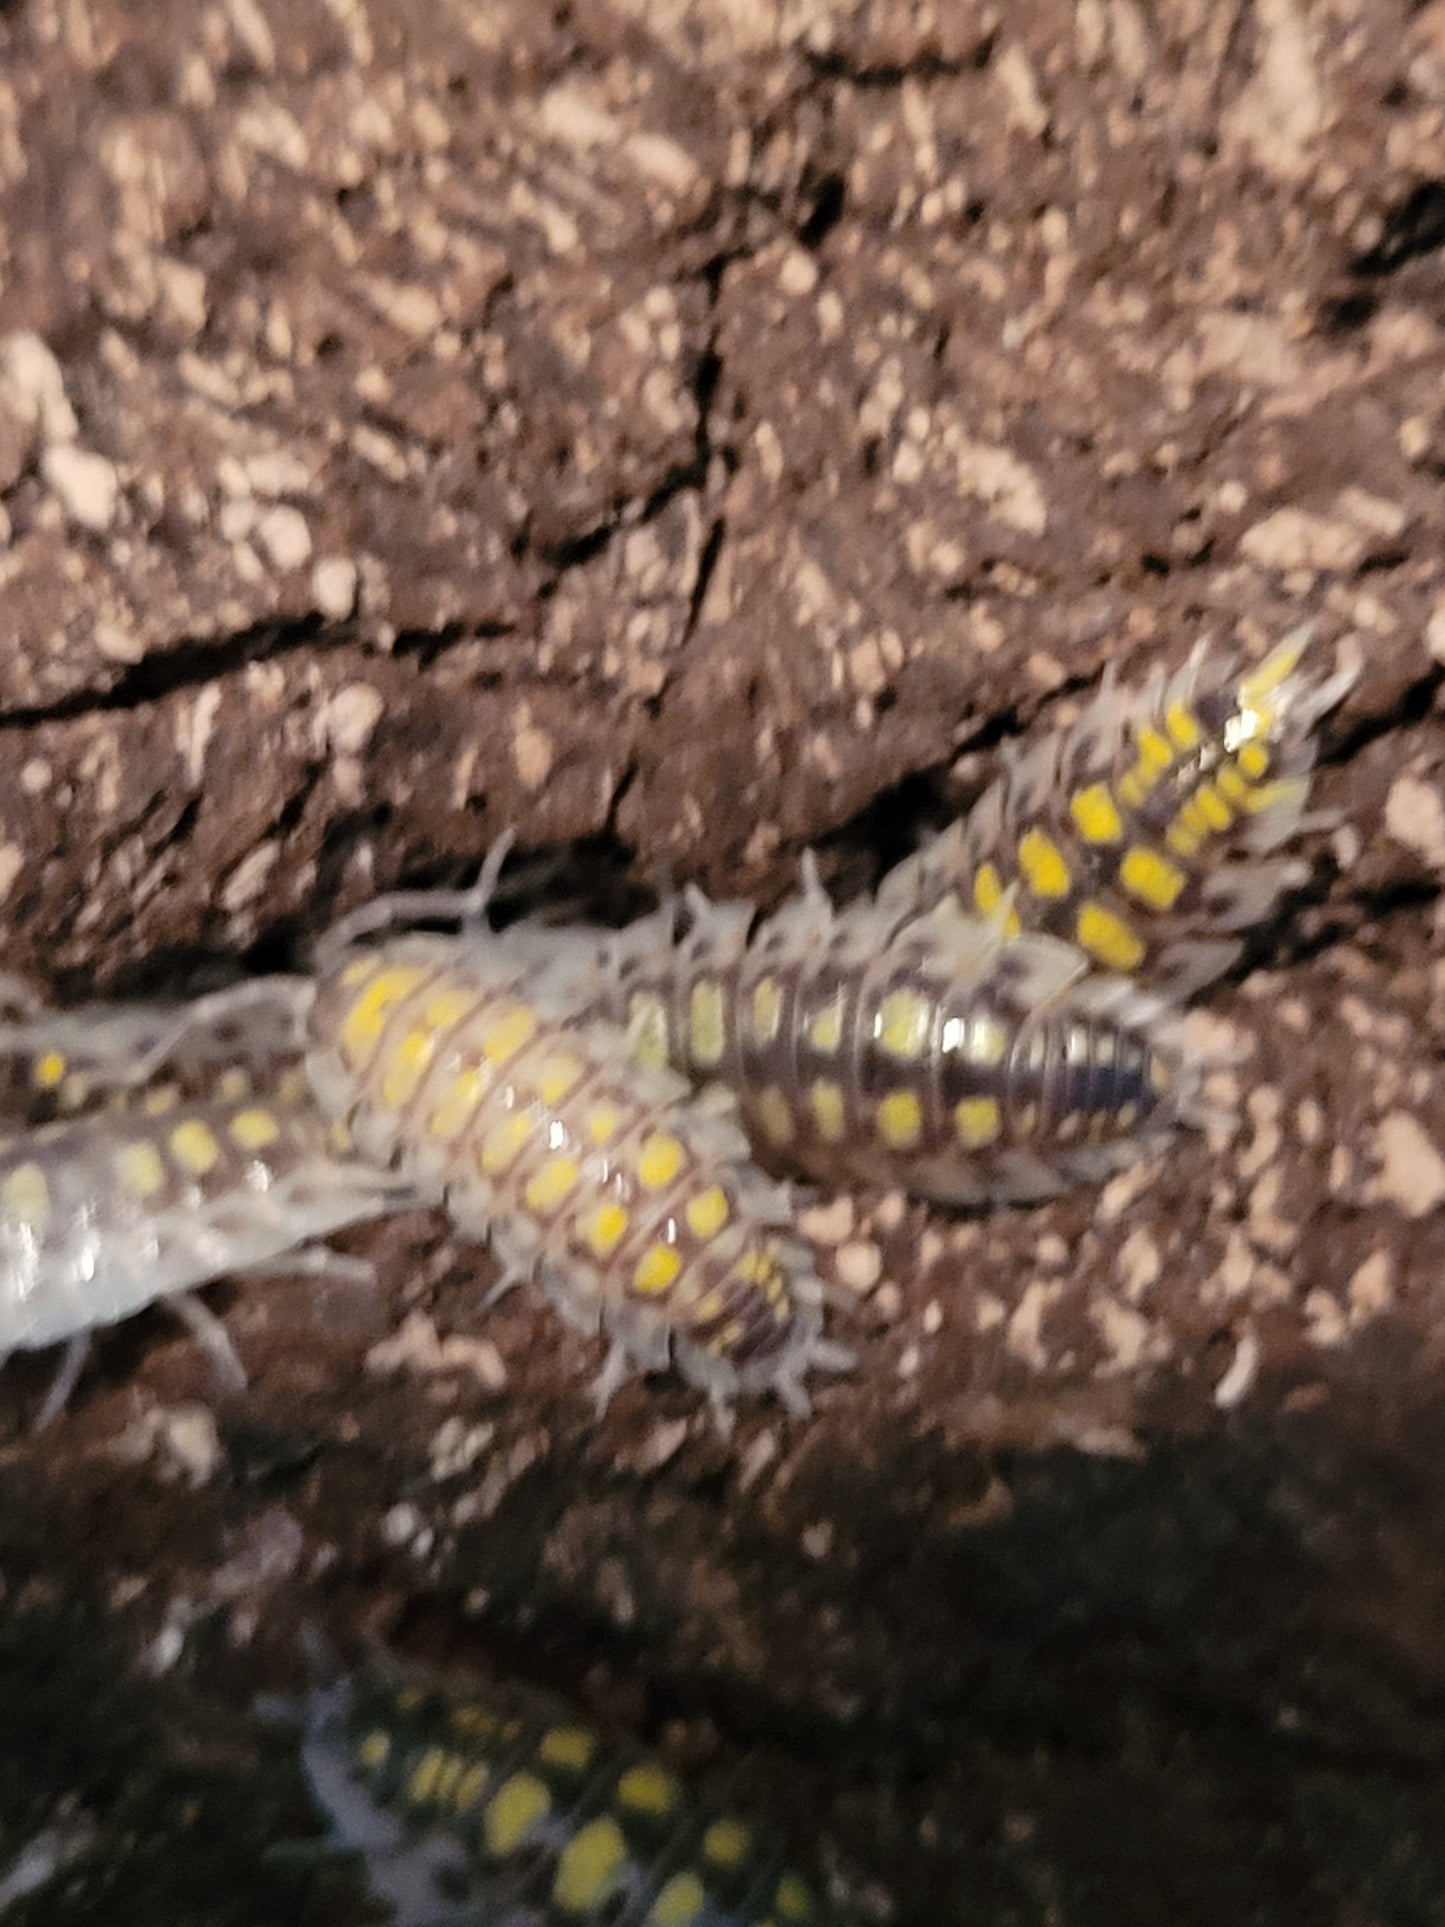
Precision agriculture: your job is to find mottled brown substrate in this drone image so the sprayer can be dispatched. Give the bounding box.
[2,2,1445,1923]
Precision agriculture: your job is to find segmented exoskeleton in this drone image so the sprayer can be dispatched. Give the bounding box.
[303,855,847,1423]
[874,628,1357,998]
[0,983,414,1424]
[589,869,1192,1208]
[298,1657,857,1927]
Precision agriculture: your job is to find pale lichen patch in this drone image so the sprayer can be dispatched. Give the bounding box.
[1385,771,1445,870]
[1007,1278,1065,1373]
[1089,1293,1169,1377]
[1369,1111,1445,1218]
[367,1308,508,1390]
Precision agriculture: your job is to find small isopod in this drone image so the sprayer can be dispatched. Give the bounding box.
[593,867,1193,1208]
[875,627,1358,998]
[296,1655,861,1927]
[303,850,848,1423]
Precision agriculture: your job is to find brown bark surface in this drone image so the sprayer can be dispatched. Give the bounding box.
[2,2,1445,1921]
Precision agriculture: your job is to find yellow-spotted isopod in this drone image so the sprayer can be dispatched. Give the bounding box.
[302,866,848,1424]
[592,872,1194,1209]
[0,984,414,1424]
[874,627,1357,999]
[297,1656,862,1927]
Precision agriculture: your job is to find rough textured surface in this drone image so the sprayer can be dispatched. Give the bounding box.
[2,1,1445,1922]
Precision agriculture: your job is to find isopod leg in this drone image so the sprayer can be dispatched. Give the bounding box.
[117,978,315,1087]
[169,1291,248,1395]
[315,830,517,965]
[34,1334,91,1430]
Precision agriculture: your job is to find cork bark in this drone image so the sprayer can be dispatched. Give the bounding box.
[2,2,1445,1921]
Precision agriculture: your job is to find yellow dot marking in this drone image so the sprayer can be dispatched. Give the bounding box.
[170,1120,220,1177]
[482,1005,538,1067]
[581,1103,621,1146]
[964,1014,1007,1065]
[531,1052,584,1105]
[356,1729,390,1771]
[736,1244,784,1291]
[340,965,427,1066]
[483,1771,551,1855]
[1164,810,1205,859]
[633,1244,683,1295]
[114,1140,167,1199]
[974,862,1003,914]
[435,1751,471,1806]
[711,1317,749,1357]
[1136,723,1174,772]
[1076,902,1145,973]
[702,1817,752,1868]
[974,863,1021,935]
[636,1132,685,1191]
[216,1068,252,1103]
[775,1870,816,1920]
[379,1026,438,1107]
[524,1155,581,1214]
[685,1186,730,1240]
[807,996,845,1053]
[875,989,931,1061]
[1,1161,48,1226]
[1236,741,1270,780]
[1164,700,1202,750]
[629,993,671,1070]
[1070,784,1122,844]
[1237,634,1304,709]
[1243,775,1309,816]
[580,1201,629,1259]
[31,1051,66,1091]
[225,1107,281,1154]
[537,1725,595,1772]
[876,1089,923,1149]
[1119,845,1187,912]
[428,1067,488,1141]
[422,987,477,1030]
[646,1869,706,1927]
[1192,783,1233,831]
[1017,828,1071,898]
[142,1085,179,1115]
[688,980,728,1069]
[1117,769,1147,809]
[479,1112,533,1176]
[616,1761,682,1815]
[755,1086,795,1145]
[808,1080,846,1143]
[750,978,783,1044]
[454,1761,491,1811]
[407,1746,451,1805]
[553,1815,628,1912]
[954,1096,1001,1147]
[1215,766,1251,804]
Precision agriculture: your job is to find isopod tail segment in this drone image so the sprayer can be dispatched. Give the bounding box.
[874,624,1360,1001]
[304,835,852,1434]
[0,986,418,1429]
[589,851,1199,1210]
